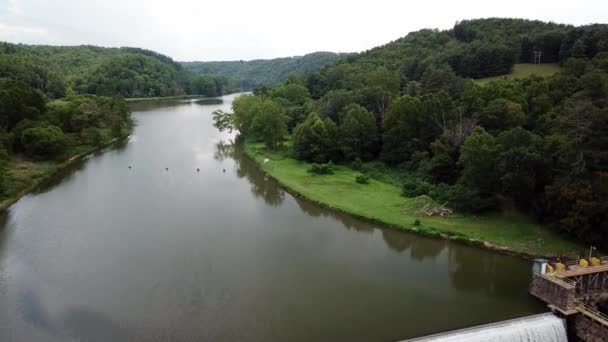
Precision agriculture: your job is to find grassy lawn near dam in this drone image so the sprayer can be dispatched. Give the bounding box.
[475,63,561,84]
[245,141,582,257]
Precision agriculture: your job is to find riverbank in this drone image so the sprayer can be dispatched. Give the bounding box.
[0,134,130,213]
[244,141,582,258]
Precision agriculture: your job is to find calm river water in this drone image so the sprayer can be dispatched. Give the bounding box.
[0,94,545,341]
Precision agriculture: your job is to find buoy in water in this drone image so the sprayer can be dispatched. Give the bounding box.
[128,165,132,169]
[196,168,200,172]
[165,167,169,171]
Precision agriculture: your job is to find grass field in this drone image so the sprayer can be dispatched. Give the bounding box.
[475,63,561,84]
[245,142,582,257]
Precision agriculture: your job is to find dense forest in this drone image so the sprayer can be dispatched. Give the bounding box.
[182,52,350,90]
[213,19,608,248]
[0,43,228,98]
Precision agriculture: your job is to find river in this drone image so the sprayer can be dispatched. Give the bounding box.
[0,93,545,342]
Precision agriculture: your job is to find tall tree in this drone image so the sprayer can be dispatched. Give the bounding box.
[338,104,378,160]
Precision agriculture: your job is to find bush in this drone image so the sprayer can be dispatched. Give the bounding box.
[21,125,67,158]
[413,219,421,226]
[355,174,370,184]
[402,178,433,197]
[308,163,334,175]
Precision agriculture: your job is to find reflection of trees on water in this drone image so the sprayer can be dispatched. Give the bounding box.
[290,177,448,261]
[0,212,9,261]
[447,247,531,296]
[293,196,374,234]
[410,239,446,261]
[213,140,233,162]
[215,141,285,207]
[381,229,446,261]
[193,99,223,105]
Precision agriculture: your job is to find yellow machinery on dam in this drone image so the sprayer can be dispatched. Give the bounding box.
[530,257,608,341]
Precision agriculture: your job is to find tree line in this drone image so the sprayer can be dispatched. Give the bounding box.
[0,42,228,98]
[213,18,608,249]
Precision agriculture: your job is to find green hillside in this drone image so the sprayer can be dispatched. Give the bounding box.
[212,18,608,252]
[182,51,351,90]
[0,43,225,98]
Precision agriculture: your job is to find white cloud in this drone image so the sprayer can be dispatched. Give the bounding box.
[0,0,606,61]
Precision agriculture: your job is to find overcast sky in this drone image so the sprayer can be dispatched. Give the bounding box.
[0,0,607,61]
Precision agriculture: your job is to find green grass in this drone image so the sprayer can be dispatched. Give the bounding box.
[475,63,561,84]
[245,142,582,257]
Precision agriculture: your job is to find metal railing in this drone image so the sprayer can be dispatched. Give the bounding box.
[576,303,608,326]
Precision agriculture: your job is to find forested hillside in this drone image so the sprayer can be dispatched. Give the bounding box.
[182,51,350,90]
[0,44,136,205]
[0,43,227,98]
[213,18,608,249]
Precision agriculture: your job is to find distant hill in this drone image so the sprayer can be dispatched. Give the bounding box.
[306,18,608,92]
[0,43,224,98]
[181,51,351,90]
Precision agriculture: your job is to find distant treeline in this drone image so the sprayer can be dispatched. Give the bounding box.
[181,52,351,90]
[0,43,227,98]
[213,18,608,249]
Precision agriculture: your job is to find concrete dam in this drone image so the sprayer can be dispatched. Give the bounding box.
[403,313,568,342]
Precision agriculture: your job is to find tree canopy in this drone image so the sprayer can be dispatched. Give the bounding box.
[214,19,608,249]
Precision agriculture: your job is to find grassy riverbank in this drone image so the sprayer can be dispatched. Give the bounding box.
[245,142,582,257]
[0,134,129,212]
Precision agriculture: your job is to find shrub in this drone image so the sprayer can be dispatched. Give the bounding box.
[402,178,433,197]
[308,163,334,175]
[413,219,421,226]
[351,157,363,171]
[355,174,370,184]
[21,125,67,158]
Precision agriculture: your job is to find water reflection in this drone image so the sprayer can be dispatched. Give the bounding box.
[216,141,285,207]
[17,288,54,333]
[193,98,224,105]
[448,247,532,296]
[381,229,414,253]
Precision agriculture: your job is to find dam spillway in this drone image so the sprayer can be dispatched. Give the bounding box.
[403,313,568,342]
